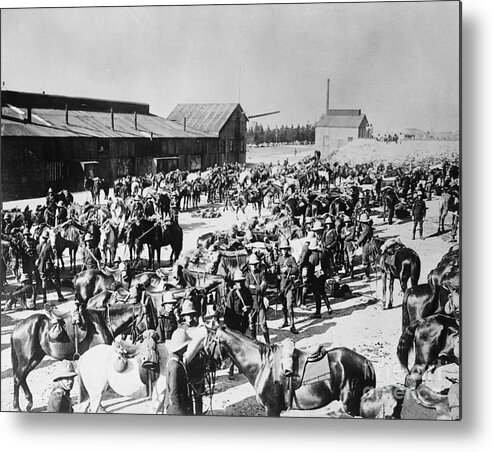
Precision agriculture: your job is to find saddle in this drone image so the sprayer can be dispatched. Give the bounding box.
[401,385,452,420]
[281,338,329,402]
[112,331,160,385]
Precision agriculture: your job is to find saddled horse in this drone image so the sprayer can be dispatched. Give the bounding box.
[100,220,118,266]
[397,314,459,389]
[236,186,264,217]
[73,268,128,306]
[438,191,459,234]
[10,298,157,411]
[204,325,376,416]
[378,241,421,309]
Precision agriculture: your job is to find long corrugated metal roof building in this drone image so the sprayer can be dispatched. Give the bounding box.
[1,90,247,200]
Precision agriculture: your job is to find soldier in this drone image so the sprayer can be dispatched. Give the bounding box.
[224,270,254,337]
[46,187,56,209]
[156,291,178,342]
[357,213,374,281]
[341,215,357,279]
[412,193,427,240]
[81,233,101,270]
[277,239,299,334]
[55,201,68,226]
[321,216,338,276]
[244,254,270,344]
[164,329,193,415]
[305,239,332,319]
[20,227,40,305]
[46,360,77,413]
[36,229,65,304]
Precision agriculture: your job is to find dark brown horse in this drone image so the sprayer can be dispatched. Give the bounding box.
[401,284,451,332]
[10,299,158,411]
[397,314,459,389]
[73,268,127,306]
[205,325,376,416]
[379,245,421,309]
[236,186,264,217]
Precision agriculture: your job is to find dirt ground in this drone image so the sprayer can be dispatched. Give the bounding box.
[1,147,458,415]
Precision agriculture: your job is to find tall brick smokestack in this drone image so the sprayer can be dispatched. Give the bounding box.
[326,78,330,114]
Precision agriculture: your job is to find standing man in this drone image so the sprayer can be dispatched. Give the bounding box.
[305,239,332,319]
[20,227,41,305]
[81,233,102,270]
[277,239,299,334]
[411,193,427,240]
[46,187,56,209]
[357,213,374,281]
[341,215,356,279]
[244,254,270,344]
[165,329,193,416]
[55,201,68,227]
[321,217,338,277]
[156,291,178,342]
[36,229,65,304]
[179,299,206,415]
[224,270,254,337]
[46,360,77,413]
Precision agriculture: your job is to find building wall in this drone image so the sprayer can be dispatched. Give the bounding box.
[1,135,221,200]
[218,105,247,165]
[315,126,361,154]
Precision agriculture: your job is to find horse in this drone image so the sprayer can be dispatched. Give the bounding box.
[236,186,264,217]
[161,220,183,265]
[438,191,459,234]
[100,220,118,266]
[204,325,376,416]
[379,243,421,309]
[401,284,451,332]
[73,268,127,306]
[397,314,459,389]
[53,228,78,273]
[10,299,158,411]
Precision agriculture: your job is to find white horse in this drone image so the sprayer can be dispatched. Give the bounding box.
[77,326,208,413]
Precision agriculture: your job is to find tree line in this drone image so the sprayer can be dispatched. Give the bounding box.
[246,123,315,146]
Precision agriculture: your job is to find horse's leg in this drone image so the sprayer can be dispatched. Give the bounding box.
[388,276,395,309]
[13,348,45,411]
[382,271,387,306]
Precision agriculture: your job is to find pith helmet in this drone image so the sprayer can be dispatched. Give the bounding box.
[312,220,324,231]
[248,254,260,265]
[325,216,334,225]
[308,239,320,251]
[181,299,197,316]
[22,227,31,236]
[84,233,93,242]
[52,360,77,382]
[279,239,290,249]
[233,269,246,282]
[359,213,371,223]
[57,201,65,207]
[167,328,192,354]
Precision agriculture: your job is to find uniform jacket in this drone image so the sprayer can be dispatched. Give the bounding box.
[412,199,427,220]
[357,223,374,247]
[82,246,101,270]
[322,228,338,251]
[225,287,253,333]
[165,355,193,415]
[244,268,266,310]
[36,241,55,273]
[277,254,298,292]
[46,386,73,413]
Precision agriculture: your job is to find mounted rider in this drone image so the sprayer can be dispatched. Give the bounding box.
[55,201,68,226]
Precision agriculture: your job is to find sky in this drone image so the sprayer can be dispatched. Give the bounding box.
[1,1,460,132]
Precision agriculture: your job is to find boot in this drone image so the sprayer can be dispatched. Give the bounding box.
[290,315,299,334]
[263,332,270,345]
[324,297,333,315]
[281,312,289,328]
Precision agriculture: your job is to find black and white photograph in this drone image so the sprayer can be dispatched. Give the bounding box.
[1,1,461,421]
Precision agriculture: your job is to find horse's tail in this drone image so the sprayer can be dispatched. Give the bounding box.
[401,289,411,333]
[397,321,419,370]
[410,254,421,286]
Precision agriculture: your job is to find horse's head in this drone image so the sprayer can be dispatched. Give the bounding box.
[203,321,225,368]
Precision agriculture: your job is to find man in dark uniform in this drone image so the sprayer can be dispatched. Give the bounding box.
[244,254,270,344]
[165,329,193,415]
[46,187,56,210]
[157,291,179,342]
[179,299,206,415]
[357,213,374,281]
[46,360,77,413]
[305,239,333,319]
[44,205,55,227]
[341,215,357,279]
[20,227,41,306]
[277,239,299,334]
[36,229,65,304]
[81,233,102,270]
[55,201,68,226]
[321,216,338,276]
[411,193,427,240]
[224,270,254,337]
